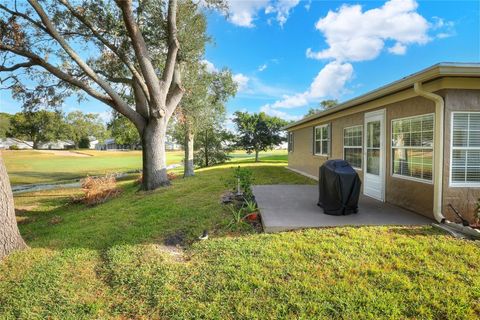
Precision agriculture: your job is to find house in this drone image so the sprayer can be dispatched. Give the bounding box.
[38,140,75,150]
[0,138,33,149]
[284,63,480,223]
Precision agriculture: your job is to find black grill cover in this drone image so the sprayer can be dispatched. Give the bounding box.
[317,159,361,215]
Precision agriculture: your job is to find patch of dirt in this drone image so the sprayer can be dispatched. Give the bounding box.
[164,231,186,246]
[49,216,63,225]
[15,205,38,214]
[37,150,92,157]
[153,244,186,262]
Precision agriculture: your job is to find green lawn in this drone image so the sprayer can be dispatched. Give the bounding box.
[2,149,288,185]
[1,158,479,319]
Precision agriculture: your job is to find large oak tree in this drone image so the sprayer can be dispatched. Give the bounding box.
[0,0,217,190]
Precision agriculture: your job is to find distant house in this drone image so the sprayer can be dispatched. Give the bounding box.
[88,137,99,150]
[0,138,33,150]
[95,135,181,151]
[38,140,75,150]
[95,138,140,150]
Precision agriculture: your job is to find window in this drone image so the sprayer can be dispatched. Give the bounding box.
[288,132,294,152]
[314,124,330,155]
[451,112,480,186]
[344,126,362,169]
[391,114,434,182]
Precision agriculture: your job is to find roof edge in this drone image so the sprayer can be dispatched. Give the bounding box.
[283,62,480,130]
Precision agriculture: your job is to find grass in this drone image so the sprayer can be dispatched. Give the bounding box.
[2,156,480,319]
[2,149,288,185]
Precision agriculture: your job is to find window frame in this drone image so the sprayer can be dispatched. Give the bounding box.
[314,124,330,156]
[449,111,480,187]
[288,132,294,153]
[390,113,435,185]
[343,125,363,170]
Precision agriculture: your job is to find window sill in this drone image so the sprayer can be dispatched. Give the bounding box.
[391,174,433,185]
[449,183,480,188]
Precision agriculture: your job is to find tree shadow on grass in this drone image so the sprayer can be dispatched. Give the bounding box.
[13,163,315,252]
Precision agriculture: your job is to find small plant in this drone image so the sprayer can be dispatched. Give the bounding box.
[81,174,120,205]
[243,199,257,213]
[9,144,19,150]
[225,166,254,199]
[226,204,248,229]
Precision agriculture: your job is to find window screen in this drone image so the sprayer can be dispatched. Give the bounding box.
[314,124,330,155]
[451,112,480,185]
[344,126,362,169]
[392,114,434,182]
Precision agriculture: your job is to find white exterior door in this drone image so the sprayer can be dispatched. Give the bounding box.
[364,109,386,201]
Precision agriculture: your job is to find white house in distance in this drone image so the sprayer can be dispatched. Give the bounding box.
[0,138,33,149]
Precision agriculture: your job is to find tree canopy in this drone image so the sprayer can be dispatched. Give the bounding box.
[9,110,64,148]
[233,111,288,162]
[304,99,339,117]
[0,0,225,189]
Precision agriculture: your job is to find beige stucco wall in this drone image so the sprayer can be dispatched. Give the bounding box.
[288,96,436,219]
[442,89,480,222]
[384,97,435,218]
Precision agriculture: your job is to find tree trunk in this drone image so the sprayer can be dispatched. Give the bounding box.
[204,129,209,167]
[141,118,170,190]
[0,156,27,260]
[33,140,39,150]
[255,150,259,162]
[184,125,194,177]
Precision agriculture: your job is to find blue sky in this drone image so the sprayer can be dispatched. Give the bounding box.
[1,0,479,123]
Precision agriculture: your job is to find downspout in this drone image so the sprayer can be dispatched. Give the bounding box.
[413,82,446,223]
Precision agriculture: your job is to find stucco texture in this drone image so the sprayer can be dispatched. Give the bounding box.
[442,89,480,223]
[288,95,436,219]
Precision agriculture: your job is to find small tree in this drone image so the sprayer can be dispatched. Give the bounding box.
[175,65,236,177]
[108,112,140,149]
[194,126,233,167]
[64,111,106,149]
[233,111,288,162]
[0,112,12,138]
[9,110,64,149]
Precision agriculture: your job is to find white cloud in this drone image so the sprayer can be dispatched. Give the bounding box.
[307,0,430,61]
[431,16,456,39]
[227,0,269,28]
[233,73,250,92]
[265,0,300,27]
[226,0,300,27]
[258,64,268,72]
[201,59,218,73]
[388,42,407,55]
[265,61,353,109]
[260,105,301,121]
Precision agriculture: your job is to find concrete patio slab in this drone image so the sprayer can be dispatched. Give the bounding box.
[253,185,433,233]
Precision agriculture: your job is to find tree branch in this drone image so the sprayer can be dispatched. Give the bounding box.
[0,4,47,33]
[161,0,180,93]
[165,63,184,120]
[0,43,145,131]
[133,78,149,119]
[58,0,150,101]
[26,0,144,131]
[0,61,35,72]
[116,0,163,111]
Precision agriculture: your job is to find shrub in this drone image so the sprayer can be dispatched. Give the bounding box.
[9,144,19,150]
[225,166,254,199]
[81,174,120,205]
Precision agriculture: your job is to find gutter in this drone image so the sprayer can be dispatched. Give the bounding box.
[414,83,480,239]
[413,82,446,223]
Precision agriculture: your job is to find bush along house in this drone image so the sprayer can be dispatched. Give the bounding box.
[284,63,480,233]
